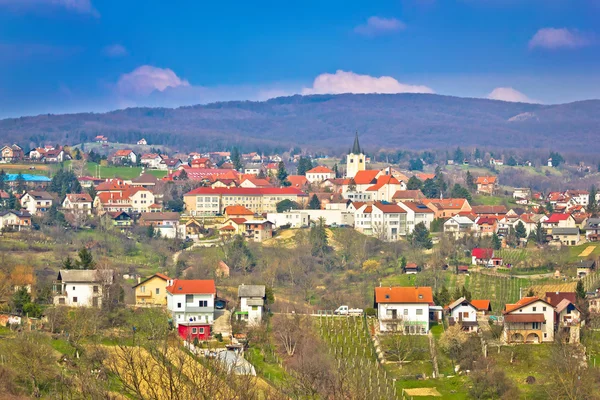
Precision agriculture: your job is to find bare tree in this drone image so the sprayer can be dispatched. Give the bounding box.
[272,313,308,356]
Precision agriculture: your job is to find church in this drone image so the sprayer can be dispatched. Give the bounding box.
[346,132,366,178]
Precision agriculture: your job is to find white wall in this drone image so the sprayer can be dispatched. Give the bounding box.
[505,300,555,342]
[450,304,478,323]
[55,282,102,307]
[168,293,215,327]
[377,303,429,334]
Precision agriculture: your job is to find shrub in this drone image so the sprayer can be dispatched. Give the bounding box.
[364,308,376,317]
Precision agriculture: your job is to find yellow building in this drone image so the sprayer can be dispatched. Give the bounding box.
[346,132,366,178]
[133,273,171,306]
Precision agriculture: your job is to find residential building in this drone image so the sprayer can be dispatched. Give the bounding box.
[471,248,494,265]
[543,213,577,233]
[137,138,148,145]
[4,174,52,189]
[472,205,508,217]
[0,210,32,231]
[94,187,157,214]
[95,135,108,143]
[584,218,600,241]
[140,153,166,170]
[513,188,531,200]
[374,286,434,334]
[166,279,216,341]
[365,175,406,202]
[354,202,407,241]
[20,191,53,215]
[397,202,435,232]
[139,212,180,238]
[236,284,266,326]
[29,146,67,163]
[105,211,133,229]
[287,175,309,190]
[443,215,475,238]
[220,218,248,236]
[130,173,159,189]
[446,297,480,332]
[244,220,274,242]
[423,198,472,219]
[476,176,497,195]
[392,190,426,203]
[110,149,137,165]
[62,193,93,214]
[545,292,582,343]
[566,190,590,207]
[239,177,272,188]
[267,208,354,228]
[243,163,263,176]
[306,166,335,183]
[133,273,171,306]
[345,132,366,178]
[503,297,555,343]
[404,263,419,275]
[224,205,255,219]
[470,300,492,315]
[549,227,580,246]
[183,187,308,216]
[1,144,24,162]
[475,217,498,237]
[53,269,114,308]
[190,157,213,169]
[576,260,595,278]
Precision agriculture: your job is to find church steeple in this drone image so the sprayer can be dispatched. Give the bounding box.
[351,131,361,155]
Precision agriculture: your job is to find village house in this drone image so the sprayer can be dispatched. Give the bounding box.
[397,202,434,232]
[190,157,213,169]
[443,215,475,238]
[183,187,308,216]
[365,175,406,202]
[236,284,266,326]
[53,269,114,308]
[130,172,159,189]
[392,189,426,203]
[243,163,263,176]
[404,263,420,274]
[548,227,581,246]
[94,187,158,214]
[220,218,248,236]
[62,193,93,214]
[475,217,498,237]
[95,135,108,144]
[472,205,508,217]
[513,188,531,201]
[471,248,494,265]
[105,211,133,230]
[0,210,31,231]
[306,166,336,183]
[566,190,590,207]
[20,191,54,215]
[0,144,24,162]
[374,286,434,334]
[287,175,309,190]
[140,153,166,170]
[244,220,274,242]
[224,205,255,219]
[137,138,147,145]
[239,177,272,188]
[110,149,137,165]
[354,202,407,241]
[133,273,171,306]
[543,213,577,234]
[502,297,555,343]
[545,292,583,343]
[576,260,595,278]
[446,297,480,333]
[584,218,600,241]
[5,173,52,189]
[29,146,68,163]
[476,176,497,195]
[139,212,180,238]
[423,198,472,219]
[267,208,355,228]
[167,279,216,341]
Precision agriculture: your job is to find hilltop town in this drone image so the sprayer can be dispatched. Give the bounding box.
[1,133,600,399]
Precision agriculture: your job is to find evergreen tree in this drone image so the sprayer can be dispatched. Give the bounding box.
[347,178,357,192]
[406,176,423,190]
[63,256,75,270]
[309,218,329,257]
[461,285,472,302]
[588,186,598,216]
[515,221,527,240]
[12,286,32,314]
[506,156,517,166]
[15,173,26,193]
[276,199,299,213]
[434,166,447,194]
[7,193,18,210]
[438,285,451,306]
[296,157,313,176]
[308,194,321,210]
[491,233,502,250]
[409,158,424,171]
[452,286,461,302]
[178,169,188,180]
[147,224,156,238]
[465,171,476,191]
[450,184,472,202]
[410,222,433,249]
[576,280,586,300]
[453,147,464,163]
[333,163,339,178]
[76,247,95,269]
[549,151,564,167]
[47,204,66,226]
[231,147,243,171]
[422,178,440,198]
[0,169,6,191]
[277,162,290,186]
[257,169,267,179]
[474,148,482,160]
[535,222,547,245]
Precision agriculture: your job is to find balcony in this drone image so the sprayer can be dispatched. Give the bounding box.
[181,306,215,313]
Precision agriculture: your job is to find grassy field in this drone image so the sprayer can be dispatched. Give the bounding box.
[0,162,57,176]
[85,162,168,180]
[568,243,600,262]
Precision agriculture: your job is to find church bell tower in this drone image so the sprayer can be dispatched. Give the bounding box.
[346,131,365,178]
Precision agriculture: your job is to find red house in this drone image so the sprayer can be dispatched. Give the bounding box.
[471,248,494,265]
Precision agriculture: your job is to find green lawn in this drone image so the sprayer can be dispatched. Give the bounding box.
[568,243,600,262]
[85,162,168,180]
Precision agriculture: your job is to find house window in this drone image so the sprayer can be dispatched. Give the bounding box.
[532,322,540,329]
[140,286,146,293]
[416,309,423,316]
[73,286,76,290]
[403,309,409,315]
[73,297,78,303]
[186,294,193,303]
[199,328,205,334]
[177,303,182,308]
[156,288,160,295]
[543,307,546,311]
[544,333,547,338]
[198,300,208,307]
[532,307,536,312]
[192,327,197,334]
[93,286,99,293]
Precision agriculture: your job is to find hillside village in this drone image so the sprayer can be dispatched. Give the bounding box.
[2,133,600,398]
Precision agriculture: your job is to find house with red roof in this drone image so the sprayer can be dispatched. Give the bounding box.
[542,213,577,234]
[167,279,217,341]
[471,248,494,265]
[476,176,497,195]
[224,205,254,219]
[374,286,435,333]
[190,157,213,169]
[62,193,93,215]
[287,175,309,190]
[140,153,166,170]
[423,198,472,219]
[475,217,498,237]
[239,177,273,188]
[502,296,555,343]
[172,167,239,182]
[392,190,426,203]
[342,170,380,193]
[365,175,406,202]
[306,166,335,183]
[110,149,137,165]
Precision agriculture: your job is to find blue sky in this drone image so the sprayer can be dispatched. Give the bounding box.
[0,0,599,118]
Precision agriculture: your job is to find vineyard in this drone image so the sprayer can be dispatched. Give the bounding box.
[317,316,398,399]
[495,248,530,266]
[531,270,600,297]
[467,273,531,314]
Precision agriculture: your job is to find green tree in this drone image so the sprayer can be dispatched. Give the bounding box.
[453,147,464,163]
[474,148,482,160]
[461,285,472,302]
[277,161,290,186]
[588,186,598,216]
[406,176,423,190]
[515,221,527,240]
[231,147,243,171]
[178,169,188,180]
[63,256,75,270]
[465,171,476,191]
[147,224,156,238]
[7,193,18,209]
[276,199,299,213]
[347,178,357,192]
[12,286,31,314]
[452,286,461,302]
[296,157,313,176]
[333,163,339,178]
[308,194,321,210]
[434,166,447,194]
[167,199,184,212]
[549,151,564,167]
[309,218,329,257]
[506,155,517,166]
[0,169,6,191]
[16,173,26,193]
[410,222,433,249]
[491,233,501,250]
[46,204,66,226]
[450,183,472,202]
[576,280,586,300]
[409,158,424,171]
[534,222,547,245]
[76,247,95,270]
[422,178,440,198]
[436,285,451,306]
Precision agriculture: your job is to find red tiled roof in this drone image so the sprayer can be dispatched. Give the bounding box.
[184,187,308,197]
[503,296,548,313]
[366,175,400,191]
[472,248,494,259]
[114,149,133,157]
[227,218,248,225]
[423,198,468,210]
[392,190,426,200]
[220,225,236,231]
[287,175,308,188]
[476,176,497,184]
[373,202,406,214]
[95,179,130,192]
[545,292,576,307]
[415,173,435,181]
[470,300,491,311]
[307,166,334,174]
[375,286,434,304]
[166,279,216,295]
[400,201,434,213]
[546,213,571,223]
[242,177,272,187]
[344,170,379,185]
[66,193,92,202]
[225,205,254,216]
[504,314,545,323]
[476,217,498,225]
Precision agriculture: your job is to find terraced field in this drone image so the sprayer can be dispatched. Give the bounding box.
[467,273,531,314]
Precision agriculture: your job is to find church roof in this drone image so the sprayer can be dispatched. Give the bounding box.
[351,131,361,154]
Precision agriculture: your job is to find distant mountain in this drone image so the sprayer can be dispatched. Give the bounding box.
[1,94,599,153]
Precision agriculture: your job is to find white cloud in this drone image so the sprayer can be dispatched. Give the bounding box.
[302,70,434,95]
[529,28,591,50]
[117,65,190,97]
[103,44,128,57]
[487,87,537,103]
[354,17,406,37]
[0,0,98,16]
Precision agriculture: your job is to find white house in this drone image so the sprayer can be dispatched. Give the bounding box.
[62,193,93,214]
[443,215,475,238]
[397,201,435,232]
[503,297,555,343]
[53,269,114,308]
[140,154,166,170]
[20,191,54,215]
[137,138,148,145]
[237,284,266,326]
[355,202,408,241]
[446,297,479,333]
[0,210,31,231]
[267,209,354,228]
[374,286,433,334]
[306,166,335,183]
[166,279,216,341]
